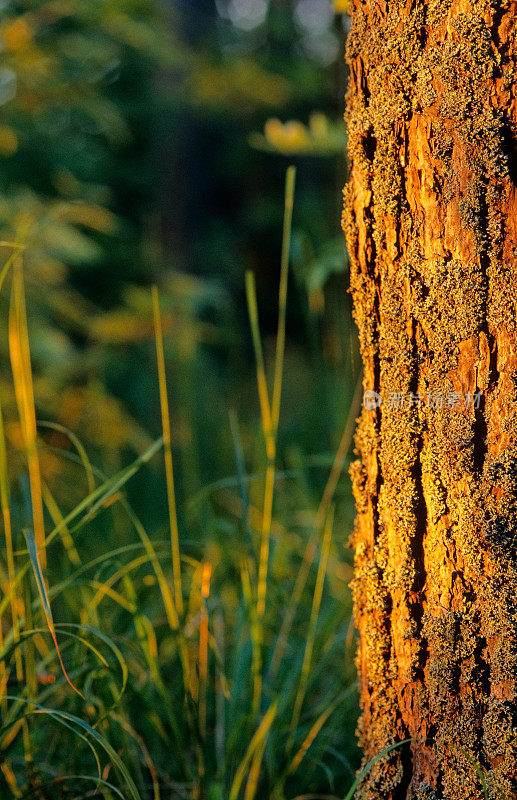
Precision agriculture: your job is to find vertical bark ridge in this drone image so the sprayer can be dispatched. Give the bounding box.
[344,1,517,797]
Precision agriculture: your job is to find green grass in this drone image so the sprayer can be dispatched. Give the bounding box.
[0,170,363,800]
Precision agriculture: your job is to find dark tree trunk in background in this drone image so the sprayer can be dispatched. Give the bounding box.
[343,1,517,798]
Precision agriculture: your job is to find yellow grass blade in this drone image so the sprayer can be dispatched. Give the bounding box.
[243,738,267,800]
[315,376,363,534]
[253,461,274,713]
[290,506,334,737]
[257,461,275,622]
[123,502,180,632]
[228,701,278,800]
[152,285,183,618]
[9,254,46,568]
[41,481,81,566]
[245,270,273,449]
[271,165,296,434]
[0,249,17,295]
[0,760,22,797]
[88,580,137,613]
[281,685,358,786]
[248,168,296,714]
[199,560,212,740]
[245,269,274,712]
[288,701,337,777]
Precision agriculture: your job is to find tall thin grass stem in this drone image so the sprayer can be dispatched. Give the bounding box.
[245,271,273,450]
[152,285,184,619]
[271,165,296,434]
[9,254,46,568]
[228,701,278,800]
[247,167,296,714]
[289,505,334,738]
[199,560,212,740]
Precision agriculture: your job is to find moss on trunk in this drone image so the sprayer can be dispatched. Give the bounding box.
[344,1,517,797]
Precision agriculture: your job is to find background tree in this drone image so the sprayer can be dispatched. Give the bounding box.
[345,0,517,798]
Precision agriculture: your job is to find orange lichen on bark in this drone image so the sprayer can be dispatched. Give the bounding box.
[344,0,517,798]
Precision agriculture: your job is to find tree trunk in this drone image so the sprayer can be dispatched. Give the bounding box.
[343,2,517,798]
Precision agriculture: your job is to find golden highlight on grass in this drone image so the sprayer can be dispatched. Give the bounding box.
[243,737,267,800]
[228,701,278,800]
[289,504,334,738]
[9,254,46,568]
[245,166,296,715]
[271,164,296,434]
[199,560,212,740]
[287,696,339,777]
[245,270,272,450]
[41,482,81,567]
[152,285,184,619]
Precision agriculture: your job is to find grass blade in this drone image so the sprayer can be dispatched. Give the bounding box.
[3,698,144,800]
[289,505,334,737]
[271,164,295,434]
[152,285,183,619]
[228,701,278,800]
[41,481,81,566]
[247,168,296,715]
[23,529,84,699]
[9,254,46,567]
[343,739,412,800]
[243,738,267,800]
[245,270,272,450]
[42,436,164,550]
[199,560,212,740]
[287,689,348,777]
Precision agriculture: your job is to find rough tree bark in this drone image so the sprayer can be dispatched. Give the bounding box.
[343,1,517,798]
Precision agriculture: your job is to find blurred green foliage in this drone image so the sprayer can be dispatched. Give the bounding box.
[0,1,362,798]
[0,0,355,487]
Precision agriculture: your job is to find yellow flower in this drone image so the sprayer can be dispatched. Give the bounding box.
[264,117,285,146]
[2,17,33,52]
[264,118,309,153]
[333,0,350,13]
[281,120,309,151]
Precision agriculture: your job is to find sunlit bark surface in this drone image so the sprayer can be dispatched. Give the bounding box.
[343,1,517,797]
